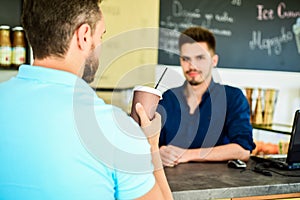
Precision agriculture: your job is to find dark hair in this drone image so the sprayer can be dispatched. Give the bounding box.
[22,0,102,59]
[178,26,216,54]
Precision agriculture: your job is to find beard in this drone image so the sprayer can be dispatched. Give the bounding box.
[188,79,202,86]
[82,44,100,84]
[185,69,203,86]
[185,68,212,86]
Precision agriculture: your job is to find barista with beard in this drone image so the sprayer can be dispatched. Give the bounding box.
[158,26,255,167]
[0,0,173,199]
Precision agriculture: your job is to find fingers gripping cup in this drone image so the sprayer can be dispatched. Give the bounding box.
[130,86,162,125]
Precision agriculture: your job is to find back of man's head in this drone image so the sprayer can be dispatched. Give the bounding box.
[22,0,102,60]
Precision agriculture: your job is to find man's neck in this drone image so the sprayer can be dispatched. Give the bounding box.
[185,77,212,100]
[184,77,212,114]
[33,55,83,77]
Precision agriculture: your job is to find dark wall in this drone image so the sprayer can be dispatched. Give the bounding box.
[158,0,300,72]
[0,0,22,27]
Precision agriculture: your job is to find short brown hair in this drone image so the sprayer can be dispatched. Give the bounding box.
[178,26,216,54]
[22,0,102,59]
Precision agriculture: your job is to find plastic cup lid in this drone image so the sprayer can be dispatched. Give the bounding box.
[133,85,162,99]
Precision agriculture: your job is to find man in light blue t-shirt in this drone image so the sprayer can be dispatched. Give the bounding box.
[0,0,172,199]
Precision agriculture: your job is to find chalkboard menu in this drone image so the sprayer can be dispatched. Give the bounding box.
[158,0,300,72]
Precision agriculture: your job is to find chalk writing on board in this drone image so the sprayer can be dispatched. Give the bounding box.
[160,0,233,36]
[159,0,300,72]
[256,2,300,21]
[249,27,294,56]
[159,0,234,59]
[231,0,242,7]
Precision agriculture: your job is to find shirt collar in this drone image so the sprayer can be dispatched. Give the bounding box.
[205,79,217,94]
[17,64,87,87]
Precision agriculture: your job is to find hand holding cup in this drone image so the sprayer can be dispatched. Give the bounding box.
[130,85,162,125]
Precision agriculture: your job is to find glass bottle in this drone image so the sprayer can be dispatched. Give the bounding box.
[11,26,26,70]
[0,25,12,69]
[253,88,263,125]
[245,87,253,123]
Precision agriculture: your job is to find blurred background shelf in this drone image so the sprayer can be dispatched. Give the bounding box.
[252,123,293,135]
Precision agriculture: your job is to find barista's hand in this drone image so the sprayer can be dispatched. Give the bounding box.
[135,103,161,149]
[159,145,189,167]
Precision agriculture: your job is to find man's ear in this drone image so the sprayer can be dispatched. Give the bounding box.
[212,54,219,68]
[76,24,92,52]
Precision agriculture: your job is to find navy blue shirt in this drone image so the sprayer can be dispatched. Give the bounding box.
[157,80,256,151]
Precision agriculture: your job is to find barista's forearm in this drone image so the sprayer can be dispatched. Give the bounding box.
[186,143,250,162]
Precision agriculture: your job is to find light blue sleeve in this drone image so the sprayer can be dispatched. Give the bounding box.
[114,170,155,200]
[92,102,156,199]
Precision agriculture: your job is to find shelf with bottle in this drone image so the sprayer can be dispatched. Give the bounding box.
[0,25,30,71]
[252,123,292,135]
[243,87,292,134]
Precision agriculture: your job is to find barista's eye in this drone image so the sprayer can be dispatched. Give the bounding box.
[196,55,205,60]
[180,56,190,62]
